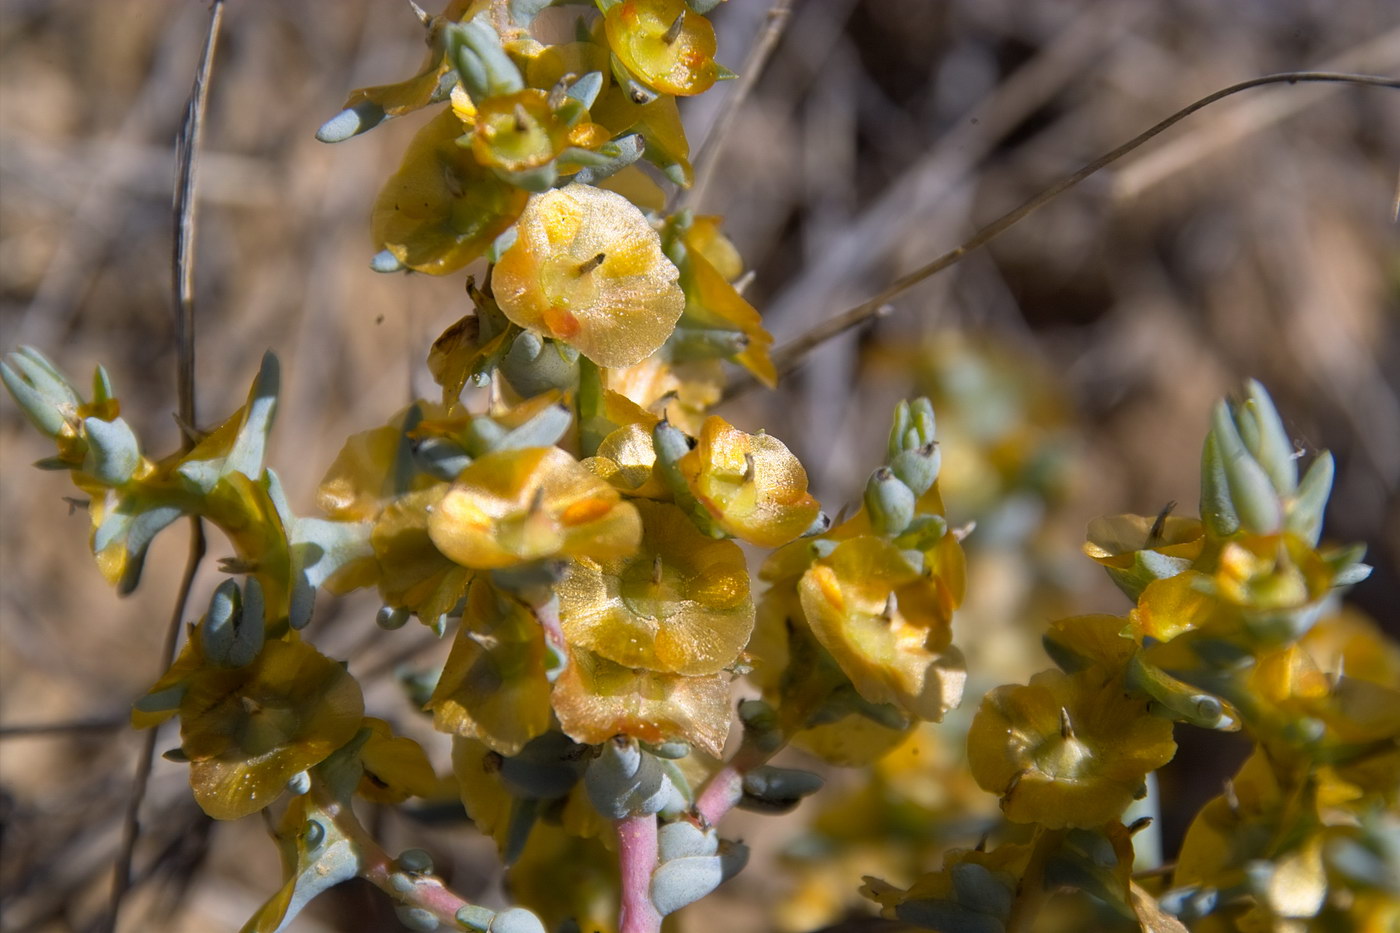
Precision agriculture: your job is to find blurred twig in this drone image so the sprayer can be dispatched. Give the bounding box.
[106,2,225,931]
[0,717,125,738]
[731,71,1400,396]
[681,0,792,212]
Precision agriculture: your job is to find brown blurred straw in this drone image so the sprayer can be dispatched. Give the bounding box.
[727,70,1400,397]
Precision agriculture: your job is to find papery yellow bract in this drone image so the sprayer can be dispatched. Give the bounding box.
[491,184,684,368]
[428,446,641,569]
[428,579,553,755]
[317,404,448,522]
[605,356,722,434]
[468,88,571,175]
[584,421,670,499]
[357,717,439,804]
[604,0,721,97]
[372,109,529,274]
[557,499,753,676]
[679,416,819,547]
[371,484,472,624]
[180,639,364,820]
[799,535,965,722]
[672,218,777,387]
[966,668,1176,829]
[551,644,731,756]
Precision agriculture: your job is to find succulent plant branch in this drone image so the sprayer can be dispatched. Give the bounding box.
[6,4,1395,931]
[106,4,225,932]
[729,70,1400,395]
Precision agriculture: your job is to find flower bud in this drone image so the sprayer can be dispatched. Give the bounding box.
[446,18,524,103]
[864,467,916,536]
[1199,433,1240,538]
[499,732,588,799]
[585,738,674,818]
[1,350,77,438]
[1242,380,1297,495]
[1212,401,1282,535]
[317,100,390,143]
[286,770,311,796]
[1287,451,1333,546]
[456,905,496,932]
[889,442,940,497]
[377,605,411,630]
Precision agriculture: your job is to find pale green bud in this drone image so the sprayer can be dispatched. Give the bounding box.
[1287,451,1333,546]
[456,905,496,932]
[1200,433,1240,538]
[286,770,311,796]
[82,416,140,485]
[889,442,940,497]
[447,18,524,103]
[369,248,406,272]
[413,437,471,481]
[317,101,390,143]
[1127,652,1235,731]
[301,819,325,850]
[1243,381,1296,495]
[1211,402,1282,535]
[864,467,916,536]
[570,132,646,185]
[499,732,588,799]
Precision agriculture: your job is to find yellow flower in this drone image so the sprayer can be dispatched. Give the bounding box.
[1083,512,1204,600]
[557,499,753,676]
[678,416,820,548]
[371,484,472,624]
[179,639,364,820]
[491,184,684,367]
[551,644,731,756]
[605,356,722,434]
[428,446,641,569]
[967,668,1176,828]
[798,535,965,722]
[604,0,722,97]
[666,216,777,387]
[427,579,553,755]
[467,88,571,177]
[372,109,529,274]
[583,421,670,499]
[357,717,439,804]
[317,403,447,522]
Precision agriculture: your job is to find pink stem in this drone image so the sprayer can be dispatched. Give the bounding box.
[616,812,662,933]
[694,763,745,827]
[316,787,479,925]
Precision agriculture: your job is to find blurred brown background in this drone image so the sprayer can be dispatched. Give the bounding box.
[2,1,1397,931]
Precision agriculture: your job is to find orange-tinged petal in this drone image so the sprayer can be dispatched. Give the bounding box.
[680,416,819,547]
[558,500,752,675]
[372,109,528,275]
[605,0,721,96]
[967,669,1176,829]
[551,645,731,756]
[428,446,641,569]
[798,536,964,722]
[428,580,552,755]
[181,639,364,820]
[492,184,684,367]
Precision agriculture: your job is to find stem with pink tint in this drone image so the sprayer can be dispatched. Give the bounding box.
[616,812,662,933]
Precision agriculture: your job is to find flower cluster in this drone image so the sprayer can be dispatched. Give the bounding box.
[866,381,1393,931]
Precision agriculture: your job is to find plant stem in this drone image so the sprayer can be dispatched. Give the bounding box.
[616,812,662,933]
[318,786,481,925]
